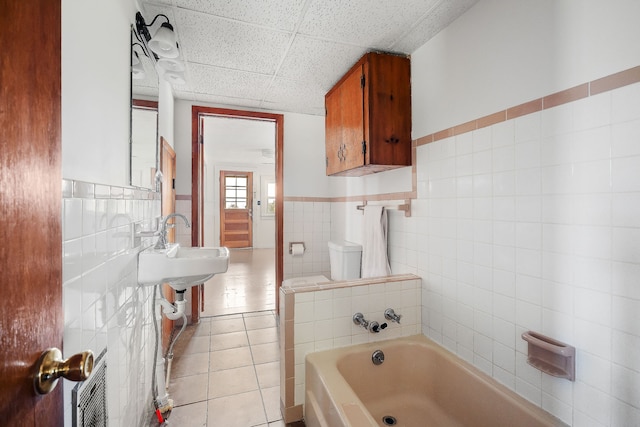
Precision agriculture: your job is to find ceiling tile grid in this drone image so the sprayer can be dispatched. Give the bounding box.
[172,0,308,32]
[137,0,480,115]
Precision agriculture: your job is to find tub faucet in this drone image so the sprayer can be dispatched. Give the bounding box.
[353,313,387,333]
[384,308,402,324]
[353,312,369,329]
[155,213,191,250]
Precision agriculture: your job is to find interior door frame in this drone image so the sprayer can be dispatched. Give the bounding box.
[220,170,254,248]
[191,106,284,313]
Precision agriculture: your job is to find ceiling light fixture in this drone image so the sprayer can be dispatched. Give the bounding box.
[134,11,186,85]
[135,12,179,58]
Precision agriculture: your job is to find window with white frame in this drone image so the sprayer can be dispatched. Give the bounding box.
[261,176,276,216]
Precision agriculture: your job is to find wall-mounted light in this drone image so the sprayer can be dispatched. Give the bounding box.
[135,12,179,59]
[131,43,147,80]
[134,11,186,85]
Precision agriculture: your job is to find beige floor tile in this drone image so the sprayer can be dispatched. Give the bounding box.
[244,314,277,330]
[166,401,207,426]
[260,386,282,422]
[169,373,208,406]
[247,327,279,345]
[209,346,253,371]
[255,361,280,389]
[210,317,247,335]
[208,365,258,399]
[206,390,267,427]
[202,249,276,317]
[191,320,212,337]
[267,421,285,427]
[251,341,280,365]
[210,331,249,351]
[172,352,210,378]
[173,335,211,355]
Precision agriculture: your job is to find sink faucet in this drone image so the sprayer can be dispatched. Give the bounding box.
[154,213,191,250]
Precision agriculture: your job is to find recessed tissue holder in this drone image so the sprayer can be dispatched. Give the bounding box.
[521,331,575,381]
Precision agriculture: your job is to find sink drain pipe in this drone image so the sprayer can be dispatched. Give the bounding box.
[160,290,188,391]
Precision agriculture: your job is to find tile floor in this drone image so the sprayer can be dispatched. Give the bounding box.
[202,249,276,316]
[165,311,285,427]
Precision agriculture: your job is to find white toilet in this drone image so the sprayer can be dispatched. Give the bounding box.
[282,240,362,288]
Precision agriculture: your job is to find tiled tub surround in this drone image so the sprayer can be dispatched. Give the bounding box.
[278,274,421,423]
[289,66,640,426]
[394,71,640,425]
[62,180,161,426]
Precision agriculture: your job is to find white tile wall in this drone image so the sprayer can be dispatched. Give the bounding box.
[310,81,640,426]
[378,82,640,426]
[288,276,421,406]
[62,181,161,426]
[283,201,331,280]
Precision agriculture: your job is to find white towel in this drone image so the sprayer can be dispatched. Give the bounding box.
[361,205,391,278]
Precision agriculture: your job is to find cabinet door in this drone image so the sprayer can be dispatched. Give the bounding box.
[325,64,365,175]
[367,54,411,167]
[340,64,366,171]
[325,81,343,175]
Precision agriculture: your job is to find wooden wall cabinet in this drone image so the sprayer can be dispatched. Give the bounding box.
[325,52,411,176]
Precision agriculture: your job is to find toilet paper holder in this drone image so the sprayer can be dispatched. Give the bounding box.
[289,242,305,254]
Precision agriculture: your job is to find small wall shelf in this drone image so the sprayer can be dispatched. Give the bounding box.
[521,331,575,381]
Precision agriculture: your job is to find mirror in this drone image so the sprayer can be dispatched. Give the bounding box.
[130,27,159,189]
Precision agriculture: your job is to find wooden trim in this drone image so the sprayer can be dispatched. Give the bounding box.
[414,64,640,145]
[191,106,284,313]
[132,99,158,109]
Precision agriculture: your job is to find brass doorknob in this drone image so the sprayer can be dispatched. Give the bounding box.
[34,348,94,395]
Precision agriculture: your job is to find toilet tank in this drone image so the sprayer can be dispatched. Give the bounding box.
[328,241,362,280]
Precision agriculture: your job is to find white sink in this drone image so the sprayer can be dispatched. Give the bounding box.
[138,243,230,291]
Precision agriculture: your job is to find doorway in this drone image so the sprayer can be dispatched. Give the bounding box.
[191,107,284,316]
[220,170,253,248]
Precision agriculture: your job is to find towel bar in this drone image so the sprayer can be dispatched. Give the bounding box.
[356,199,411,217]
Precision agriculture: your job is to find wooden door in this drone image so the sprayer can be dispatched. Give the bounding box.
[0,0,64,424]
[160,138,177,351]
[220,171,253,248]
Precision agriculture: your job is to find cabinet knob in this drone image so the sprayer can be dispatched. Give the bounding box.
[337,143,346,161]
[384,136,400,144]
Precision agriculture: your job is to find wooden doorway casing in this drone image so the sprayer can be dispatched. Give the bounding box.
[192,107,283,313]
[220,170,254,248]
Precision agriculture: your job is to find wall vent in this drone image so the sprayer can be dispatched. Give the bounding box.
[72,348,108,427]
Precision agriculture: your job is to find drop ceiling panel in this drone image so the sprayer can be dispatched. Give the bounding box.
[175,9,291,74]
[186,64,273,100]
[137,0,480,115]
[172,0,307,32]
[391,0,479,53]
[277,35,366,90]
[298,0,441,50]
[263,77,326,115]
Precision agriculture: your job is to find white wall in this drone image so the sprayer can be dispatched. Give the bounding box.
[62,0,132,186]
[411,0,640,137]
[62,0,165,425]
